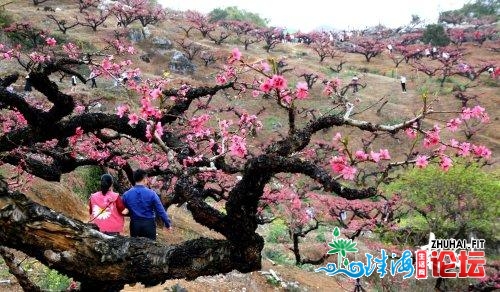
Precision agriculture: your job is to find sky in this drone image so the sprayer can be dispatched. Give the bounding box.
[159,0,470,32]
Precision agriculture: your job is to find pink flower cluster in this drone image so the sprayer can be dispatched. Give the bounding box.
[461,105,489,123]
[329,156,357,180]
[229,135,247,158]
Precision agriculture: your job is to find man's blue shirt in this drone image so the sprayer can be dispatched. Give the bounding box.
[122,185,171,228]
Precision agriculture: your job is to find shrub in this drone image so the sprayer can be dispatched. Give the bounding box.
[73,166,104,201]
[0,10,12,28]
[382,161,499,246]
[266,218,289,243]
[36,267,71,291]
[422,24,450,46]
[263,248,294,265]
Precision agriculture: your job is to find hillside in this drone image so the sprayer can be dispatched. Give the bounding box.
[0,1,498,291]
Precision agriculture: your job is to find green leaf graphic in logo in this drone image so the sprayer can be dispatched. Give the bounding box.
[343,258,349,267]
[333,227,340,237]
[327,238,358,257]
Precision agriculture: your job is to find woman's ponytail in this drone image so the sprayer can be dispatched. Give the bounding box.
[100,174,113,195]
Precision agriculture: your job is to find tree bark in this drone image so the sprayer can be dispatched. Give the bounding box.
[0,190,262,290]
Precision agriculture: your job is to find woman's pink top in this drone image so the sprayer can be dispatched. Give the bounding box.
[88,191,125,233]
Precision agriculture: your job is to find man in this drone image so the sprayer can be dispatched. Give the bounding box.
[122,169,172,240]
[89,71,97,88]
[400,76,407,93]
[351,75,359,93]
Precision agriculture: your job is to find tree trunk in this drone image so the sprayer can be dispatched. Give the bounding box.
[0,190,263,289]
[292,233,301,265]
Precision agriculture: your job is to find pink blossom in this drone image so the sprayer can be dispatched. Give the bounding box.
[112,156,127,166]
[271,75,287,90]
[14,112,27,125]
[446,118,462,132]
[209,139,215,149]
[457,142,471,157]
[260,61,270,72]
[281,93,292,105]
[370,151,381,163]
[223,65,236,79]
[423,131,440,148]
[74,105,85,114]
[322,84,334,96]
[291,196,301,210]
[405,128,417,139]
[154,122,163,137]
[470,105,485,118]
[436,145,447,154]
[449,138,460,147]
[439,155,453,171]
[354,150,368,161]
[75,127,84,136]
[332,132,342,143]
[116,104,129,118]
[379,149,391,160]
[295,82,309,99]
[150,88,162,99]
[128,113,139,125]
[341,166,357,180]
[229,47,242,63]
[329,156,346,173]
[415,155,429,168]
[189,114,211,133]
[471,145,491,159]
[2,50,12,59]
[145,124,153,141]
[216,73,227,85]
[229,135,247,158]
[259,79,273,93]
[219,119,232,137]
[45,37,56,46]
[127,46,135,54]
[252,90,260,97]
[29,52,48,63]
[461,107,472,120]
[480,112,490,123]
[101,58,112,70]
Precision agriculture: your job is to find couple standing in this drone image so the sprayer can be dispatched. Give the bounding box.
[88,169,172,240]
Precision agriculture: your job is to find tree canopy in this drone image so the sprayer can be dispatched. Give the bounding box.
[208,6,268,27]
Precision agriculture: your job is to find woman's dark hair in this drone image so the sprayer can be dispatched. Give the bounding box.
[100,174,113,195]
[133,169,147,184]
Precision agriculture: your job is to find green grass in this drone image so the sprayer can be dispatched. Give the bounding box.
[263,116,283,132]
[315,225,328,242]
[266,218,289,243]
[0,259,11,279]
[73,166,104,202]
[36,268,72,292]
[263,248,294,265]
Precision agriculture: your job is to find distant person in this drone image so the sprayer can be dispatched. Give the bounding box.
[88,174,128,236]
[493,67,500,79]
[351,75,359,93]
[122,169,172,240]
[24,73,32,93]
[424,48,431,58]
[431,46,437,58]
[387,44,393,54]
[89,71,97,88]
[400,76,407,93]
[70,75,77,92]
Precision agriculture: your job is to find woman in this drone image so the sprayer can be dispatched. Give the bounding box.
[88,174,128,235]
